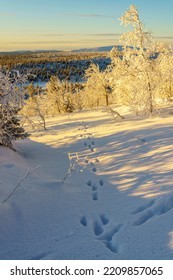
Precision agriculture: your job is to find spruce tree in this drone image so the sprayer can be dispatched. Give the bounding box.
[0,71,29,150]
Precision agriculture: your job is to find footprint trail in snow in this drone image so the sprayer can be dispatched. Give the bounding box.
[80,214,123,254]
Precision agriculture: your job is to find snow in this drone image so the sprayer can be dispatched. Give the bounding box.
[1,107,173,260]
[24,81,47,88]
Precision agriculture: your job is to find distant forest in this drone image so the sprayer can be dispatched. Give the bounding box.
[0,51,110,82]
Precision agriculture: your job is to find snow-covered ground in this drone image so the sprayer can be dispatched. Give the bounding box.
[1,107,173,260]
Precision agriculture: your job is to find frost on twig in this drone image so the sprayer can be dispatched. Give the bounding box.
[2,165,41,204]
[62,152,89,182]
[62,153,79,182]
[104,107,125,122]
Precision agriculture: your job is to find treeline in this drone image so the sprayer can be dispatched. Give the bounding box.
[15,57,110,83]
[0,51,107,68]
[0,52,110,83]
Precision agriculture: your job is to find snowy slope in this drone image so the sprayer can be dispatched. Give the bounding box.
[1,108,173,260]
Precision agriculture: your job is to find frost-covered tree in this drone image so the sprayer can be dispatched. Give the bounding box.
[119,5,152,49]
[84,63,113,108]
[110,4,171,115]
[46,76,74,115]
[46,76,64,115]
[156,49,173,103]
[0,71,29,150]
[21,83,47,130]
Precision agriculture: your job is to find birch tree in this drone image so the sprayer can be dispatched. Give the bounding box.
[110,4,170,115]
[21,83,47,130]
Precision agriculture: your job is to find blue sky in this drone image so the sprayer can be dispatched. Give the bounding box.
[0,0,173,51]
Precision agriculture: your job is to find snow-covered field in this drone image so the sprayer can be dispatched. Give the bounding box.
[1,107,173,260]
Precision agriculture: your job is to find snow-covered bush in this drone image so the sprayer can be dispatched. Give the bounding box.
[0,71,29,150]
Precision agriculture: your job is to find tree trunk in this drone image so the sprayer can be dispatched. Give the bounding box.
[148,81,153,114]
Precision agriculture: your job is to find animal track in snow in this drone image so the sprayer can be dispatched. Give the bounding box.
[80,214,122,254]
[80,216,87,227]
[98,224,123,242]
[92,192,98,201]
[83,141,95,152]
[133,195,173,226]
[98,224,123,253]
[86,178,105,200]
[80,214,108,235]
[86,180,92,187]
[100,214,109,225]
[83,134,95,152]
[87,144,94,152]
[92,185,97,191]
[92,167,97,173]
[99,179,104,186]
[93,220,104,236]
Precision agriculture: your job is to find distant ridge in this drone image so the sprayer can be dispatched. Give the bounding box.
[0,50,62,55]
[0,50,33,55]
[72,45,123,52]
[0,45,123,55]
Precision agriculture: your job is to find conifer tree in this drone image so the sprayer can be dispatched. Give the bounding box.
[0,71,29,150]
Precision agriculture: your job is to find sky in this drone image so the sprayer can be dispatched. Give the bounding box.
[0,0,173,52]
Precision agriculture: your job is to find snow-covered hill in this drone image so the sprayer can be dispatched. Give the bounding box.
[1,108,173,260]
[72,46,115,52]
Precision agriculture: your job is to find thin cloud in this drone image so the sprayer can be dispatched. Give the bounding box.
[37,34,65,37]
[75,14,114,18]
[8,37,118,45]
[58,13,114,18]
[90,33,121,37]
[8,41,82,45]
[36,33,121,37]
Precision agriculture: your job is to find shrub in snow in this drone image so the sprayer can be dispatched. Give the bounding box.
[0,71,29,150]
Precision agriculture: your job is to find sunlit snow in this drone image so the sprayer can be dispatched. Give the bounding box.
[1,107,173,260]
